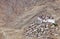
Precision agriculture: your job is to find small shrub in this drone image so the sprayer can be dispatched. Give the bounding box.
[52,23,58,27]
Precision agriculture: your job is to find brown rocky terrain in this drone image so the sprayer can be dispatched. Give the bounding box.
[0,0,60,39]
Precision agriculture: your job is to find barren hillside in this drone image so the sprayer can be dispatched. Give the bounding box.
[0,0,60,39]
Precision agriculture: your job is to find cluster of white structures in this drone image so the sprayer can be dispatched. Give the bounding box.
[37,16,55,23]
[24,15,58,39]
